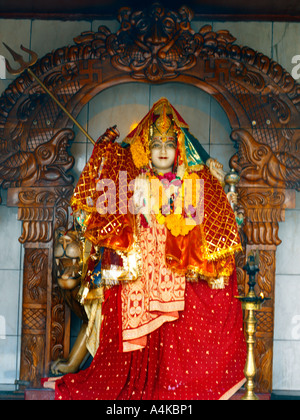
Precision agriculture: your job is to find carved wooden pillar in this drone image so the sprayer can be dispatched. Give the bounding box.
[7,185,73,387]
[230,127,299,393]
[237,186,295,392]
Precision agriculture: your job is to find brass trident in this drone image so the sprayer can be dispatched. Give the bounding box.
[3,43,95,145]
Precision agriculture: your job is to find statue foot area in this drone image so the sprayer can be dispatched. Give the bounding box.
[42,359,77,390]
[41,358,81,390]
[42,376,62,390]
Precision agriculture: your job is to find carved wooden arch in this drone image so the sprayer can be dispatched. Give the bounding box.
[0,4,299,392]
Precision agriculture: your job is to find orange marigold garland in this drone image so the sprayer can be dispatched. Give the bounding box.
[130,135,150,169]
[142,170,201,237]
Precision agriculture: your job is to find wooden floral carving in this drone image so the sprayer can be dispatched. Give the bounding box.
[231,129,300,190]
[74,4,236,81]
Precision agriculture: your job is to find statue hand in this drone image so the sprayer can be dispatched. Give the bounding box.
[207,158,226,185]
[51,358,79,375]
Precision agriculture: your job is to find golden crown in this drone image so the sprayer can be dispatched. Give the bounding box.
[150,102,176,140]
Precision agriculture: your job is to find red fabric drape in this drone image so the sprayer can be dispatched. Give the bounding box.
[54,272,246,401]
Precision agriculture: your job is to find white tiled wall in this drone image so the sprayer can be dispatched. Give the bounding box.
[273,197,300,390]
[0,17,299,392]
[0,191,23,390]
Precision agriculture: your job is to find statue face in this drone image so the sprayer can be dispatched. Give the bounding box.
[150,136,176,173]
[54,229,82,290]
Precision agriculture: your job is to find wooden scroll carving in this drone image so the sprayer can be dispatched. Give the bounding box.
[0,3,299,392]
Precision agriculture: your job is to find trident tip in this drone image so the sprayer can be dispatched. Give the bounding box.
[2,42,38,75]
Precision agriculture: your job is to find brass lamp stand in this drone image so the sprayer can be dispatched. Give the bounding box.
[236,251,270,401]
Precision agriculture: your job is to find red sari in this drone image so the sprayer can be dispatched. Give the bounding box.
[54,272,246,400]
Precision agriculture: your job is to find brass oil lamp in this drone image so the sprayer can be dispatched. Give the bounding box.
[236,251,270,400]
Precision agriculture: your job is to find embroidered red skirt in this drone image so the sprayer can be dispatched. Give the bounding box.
[54,272,246,400]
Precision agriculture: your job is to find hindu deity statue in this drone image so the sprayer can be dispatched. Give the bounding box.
[44,98,246,400]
